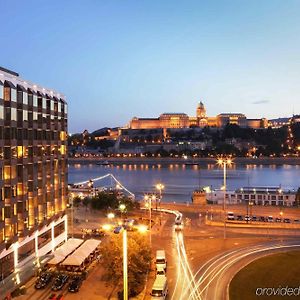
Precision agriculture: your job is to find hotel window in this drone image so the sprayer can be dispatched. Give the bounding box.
[42,98,46,109]
[54,100,58,113]
[33,95,38,107]
[4,86,11,101]
[23,92,28,105]
[11,108,17,121]
[23,110,28,121]
[27,93,33,107]
[11,146,17,158]
[17,90,23,103]
[50,100,54,111]
[0,83,3,99]
[0,104,3,119]
[4,166,11,180]
[58,102,61,113]
[11,88,17,102]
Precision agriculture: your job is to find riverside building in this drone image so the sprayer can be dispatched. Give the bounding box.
[129,102,268,131]
[0,67,68,289]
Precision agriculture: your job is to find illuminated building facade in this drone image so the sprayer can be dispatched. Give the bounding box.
[0,67,68,284]
[129,102,267,130]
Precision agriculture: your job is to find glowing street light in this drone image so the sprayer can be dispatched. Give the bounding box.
[107,212,115,219]
[137,224,148,233]
[119,204,126,212]
[156,183,165,225]
[144,194,154,245]
[216,155,233,239]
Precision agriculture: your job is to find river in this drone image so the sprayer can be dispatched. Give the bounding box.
[68,162,300,203]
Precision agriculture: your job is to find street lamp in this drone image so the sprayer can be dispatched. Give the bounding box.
[123,228,128,300]
[119,203,126,219]
[155,183,164,210]
[144,194,155,246]
[217,156,233,239]
[107,212,115,220]
[112,206,147,300]
[247,200,254,223]
[156,183,164,225]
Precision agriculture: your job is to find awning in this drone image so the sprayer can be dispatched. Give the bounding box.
[27,88,38,95]
[46,93,53,99]
[37,90,45,97]
[61,239,101,267]
[4,80,16,88]
[17,84,27,92]
[47,238,84,265]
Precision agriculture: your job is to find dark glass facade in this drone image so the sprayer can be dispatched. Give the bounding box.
[0,69,68,256]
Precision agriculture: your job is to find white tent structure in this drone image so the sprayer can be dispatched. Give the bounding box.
[62,239,101,267]
[47,238,84,265]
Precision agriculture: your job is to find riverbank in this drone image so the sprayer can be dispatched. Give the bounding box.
[68,157,300,165]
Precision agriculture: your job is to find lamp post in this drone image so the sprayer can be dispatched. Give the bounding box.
[144,194,154,246]
[156,183,164,225]
[123,228,128,300]
[108,207,147,300]
[247,200,253,224]
[217,156,233,239]
[119,203,126,220]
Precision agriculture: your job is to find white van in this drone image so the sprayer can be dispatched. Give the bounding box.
[156,265,166,277]
[227,212,235,220]
[156,250,167,271]
[151,276,168,299]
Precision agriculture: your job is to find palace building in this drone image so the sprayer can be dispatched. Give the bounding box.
[0,66,68,291]
[129,102,267,130]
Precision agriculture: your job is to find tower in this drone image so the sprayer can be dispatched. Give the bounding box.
[196,101,206,119]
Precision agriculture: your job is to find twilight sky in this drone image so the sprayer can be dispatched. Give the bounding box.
[1,0,300,133]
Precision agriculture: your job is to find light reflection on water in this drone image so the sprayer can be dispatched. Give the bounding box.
[68,163,300,203]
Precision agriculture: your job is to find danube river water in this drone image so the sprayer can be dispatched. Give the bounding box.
[68,162,300,203]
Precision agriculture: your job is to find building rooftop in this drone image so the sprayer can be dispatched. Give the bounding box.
[0,66,65,100]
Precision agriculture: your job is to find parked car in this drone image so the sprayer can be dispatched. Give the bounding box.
[267,216,274,222]
[283,218,291,223]
[52,274,69,291]
[236,215,243,221]
[113,226,123,234]
[258,216,266,222]
[294,219,300,223]
[68,276,82,293]
[251,216,257,221]
[35,273,53,289]
[275,218,282,223]
[244,215,251,222]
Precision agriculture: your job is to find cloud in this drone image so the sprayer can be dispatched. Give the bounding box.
[252,100,270,105]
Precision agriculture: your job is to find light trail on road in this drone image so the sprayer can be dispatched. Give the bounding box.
[188,241,300,300]
[154,207,300,300]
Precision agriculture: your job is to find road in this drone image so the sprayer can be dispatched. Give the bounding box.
[189,240,300,300]
[156,206,300,300]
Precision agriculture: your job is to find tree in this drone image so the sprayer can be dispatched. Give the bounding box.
[101,233,151,297]
[82,197,90,212]
[73,196,81,208]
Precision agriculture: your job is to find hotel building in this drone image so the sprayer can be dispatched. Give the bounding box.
[129,102,268,131]
[0,67,68,287]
